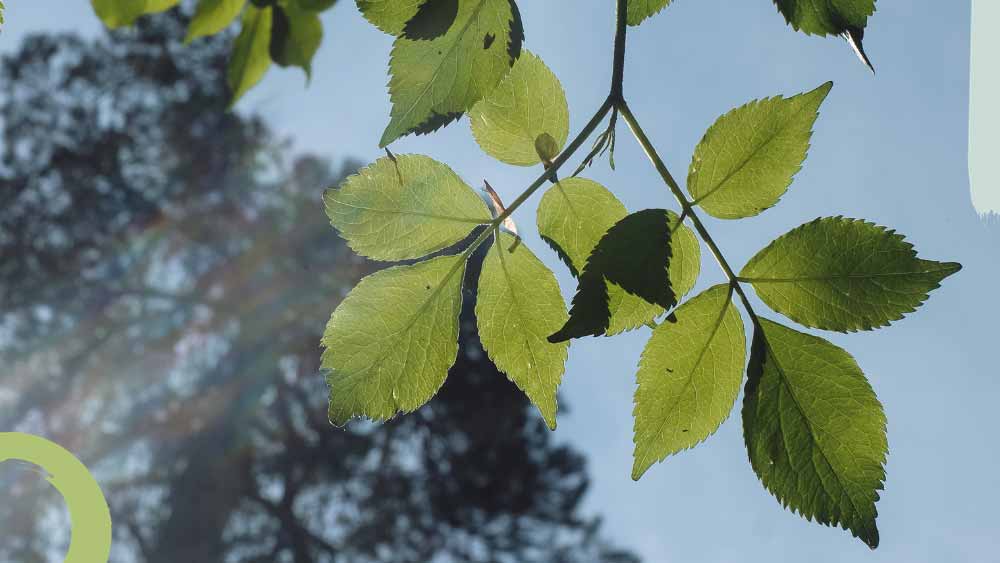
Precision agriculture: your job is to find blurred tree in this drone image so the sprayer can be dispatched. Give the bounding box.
[0,9,638,563]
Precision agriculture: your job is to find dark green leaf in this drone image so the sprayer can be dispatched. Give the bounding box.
[743,317,887,548]
[269,2,322,78]
[477,233,569,429]
[298,0,337,10]
[772,0,876,36]
[537,179,699,335]
[688,82,832,219]
[740,216,962,332]
[632,284,745,479]
[549,209,676,342]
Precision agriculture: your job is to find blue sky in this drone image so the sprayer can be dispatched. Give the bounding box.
[4,1,999,561]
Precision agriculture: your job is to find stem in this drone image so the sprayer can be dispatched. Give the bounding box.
[616,100,761,326]
[610,0,629,102]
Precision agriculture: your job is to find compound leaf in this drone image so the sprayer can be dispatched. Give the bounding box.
[269,1,323,78]
[380,0,523,146]
[688,82,832,219]
[740,216,961,332]
[627,0,672,26]
[469,50,569,166]
[324,154,491,261]
[227,4,272,105]
[186,0,246,43]
[549,209,677,342]
[537,179,699,335]
[323,254,466,425]
[356,0,428,35]
[632,284,745,480]
[743,317,887,548]
[477,233,569,429]
[91,0,179,28]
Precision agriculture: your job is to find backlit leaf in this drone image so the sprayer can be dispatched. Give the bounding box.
[91,0,179,28]
[469,50,569,166]
[269,1,323,78]
[324,154,491,261]
[743,317,887,548]
[186,0,246,43]
[537,179,699,335]
[627,0,672,26]
[323,254,466,425]
[549,209,677,342]
[740,216,962,332]
[477,233,569,429]
[687,82,832,219]
[632,284,745,479]
[356,0,427,35]
[227,4,272,105]
[380,0,523,146]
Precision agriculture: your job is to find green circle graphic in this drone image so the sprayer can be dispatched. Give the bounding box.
[1,432,112,562]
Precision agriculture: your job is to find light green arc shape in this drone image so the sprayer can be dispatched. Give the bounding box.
[1,432,112,563]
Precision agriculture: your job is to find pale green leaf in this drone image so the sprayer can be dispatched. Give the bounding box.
[227,5,272,106]
[687,82,832,219]
[536,179,700,335]
[322,254,466,425]
[476,233,569,429]
[356,0,427,35]
[380,0,522,147]
[632,284,745,479]
[773,0,876,36]
[627,0,672,26]
[743,317,887,548]
[186,0,246,43]
[469,50,569,166]
[740,216,962,332]
[91,0,179,28]
[324,154,491,261]
[269,2,323,78]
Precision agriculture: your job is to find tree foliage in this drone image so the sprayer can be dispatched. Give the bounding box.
[70,0,964,549]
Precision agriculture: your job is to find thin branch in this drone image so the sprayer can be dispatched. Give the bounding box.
[616,100,761,327]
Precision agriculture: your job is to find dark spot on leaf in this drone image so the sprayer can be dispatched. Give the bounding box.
[403,0,458,41]
[483,33,495,49]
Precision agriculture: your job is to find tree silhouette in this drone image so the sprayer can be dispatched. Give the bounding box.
[0,10,638,563]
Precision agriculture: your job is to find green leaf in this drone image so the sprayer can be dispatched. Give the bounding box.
[469,50,569,166]
[627,0,672,26]
[324,154,491,261]
[772,0,876,37]
[91,0,179,28]
[356,0,427,35]
[549,209,677,342]
[740,216,962,332]
[536,179,700,335]
[269,2,323,78]
[380,0,523,147]
[227,5,273,106]
[476,233,569,429]
[323,254,466,425]
[186,0,246,43]
[743,317,887,548]
[632,284,745,480]
[687,82,832,219]
[299,0,337,10]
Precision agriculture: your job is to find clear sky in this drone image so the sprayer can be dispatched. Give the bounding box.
[4,1,998,561]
